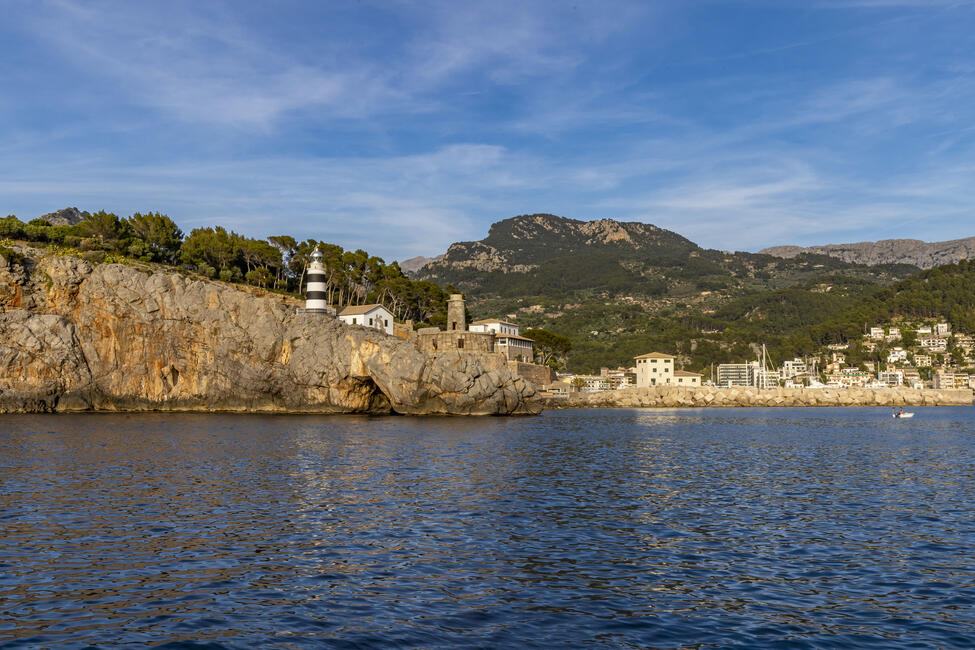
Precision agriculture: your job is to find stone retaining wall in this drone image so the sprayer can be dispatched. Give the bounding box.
[545,385,973,409]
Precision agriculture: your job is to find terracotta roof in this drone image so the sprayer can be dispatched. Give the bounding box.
[471,318,519,327]
[497,334,534,342]
[338,304,388,316]
[674,370,702,377]
[634,352,675,360]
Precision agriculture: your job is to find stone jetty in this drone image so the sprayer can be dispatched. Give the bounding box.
[545,385,973,409]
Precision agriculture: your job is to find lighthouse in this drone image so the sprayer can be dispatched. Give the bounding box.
[304,247,328,313]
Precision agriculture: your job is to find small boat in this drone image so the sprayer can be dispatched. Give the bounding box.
[892,411,914,419]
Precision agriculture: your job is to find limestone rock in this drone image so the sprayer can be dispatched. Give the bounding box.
[0,248,540,415]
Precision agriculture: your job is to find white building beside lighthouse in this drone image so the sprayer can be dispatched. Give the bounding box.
[304,247,329,313]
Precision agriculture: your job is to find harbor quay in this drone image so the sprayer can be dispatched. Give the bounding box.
[544,385,974,409]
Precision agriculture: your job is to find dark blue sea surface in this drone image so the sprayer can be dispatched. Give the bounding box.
[2,407,975,648]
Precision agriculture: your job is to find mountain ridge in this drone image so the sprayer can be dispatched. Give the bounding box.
[760,236,975,269]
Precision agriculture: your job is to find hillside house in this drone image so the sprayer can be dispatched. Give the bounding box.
[887,347,907,363]
[912,354,932,367]
[337,304,394,335]
[919,335,948,353]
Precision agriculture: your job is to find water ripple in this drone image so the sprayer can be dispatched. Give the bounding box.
[1,407,974,647]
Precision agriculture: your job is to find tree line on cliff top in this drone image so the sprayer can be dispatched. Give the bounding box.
[0,211,453,327]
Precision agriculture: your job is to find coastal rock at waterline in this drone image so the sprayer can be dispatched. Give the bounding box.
[0,248,539,415]
[545,385,973,409]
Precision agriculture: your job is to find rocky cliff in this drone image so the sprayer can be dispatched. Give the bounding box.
[760,236,975,269]
[0,247,539,415]
[546,385,972,409]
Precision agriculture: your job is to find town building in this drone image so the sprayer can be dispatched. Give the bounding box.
[916,325,932,335]
[887,347,908,363]
[912,354,932,367]
[919,335,948,353]
[887,327,902,341]
[780,358,807,380]
[337,304,394,335]
[877,370,904,387]
[600,367,637,390]
[935,322,951,336]
[635,352,675,387]
[674,370,702,386]
[717,362,752,388]
[869,327,885,340]
[469,319,520,336]
[496,333,535,362]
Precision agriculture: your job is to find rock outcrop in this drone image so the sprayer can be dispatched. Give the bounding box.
[0,247,540,415]
[546,385,973,409]
[760,237,975,269]
[37,207,89,226]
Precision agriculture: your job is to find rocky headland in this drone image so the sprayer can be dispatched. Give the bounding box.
[0,246,539,415]
[545,385,973,409]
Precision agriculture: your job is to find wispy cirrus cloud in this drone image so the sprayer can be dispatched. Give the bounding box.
[2,0,975,259]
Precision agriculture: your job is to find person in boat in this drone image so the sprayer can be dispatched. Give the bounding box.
[897,408,904,418]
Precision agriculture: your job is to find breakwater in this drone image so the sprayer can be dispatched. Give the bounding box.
[544,385,973,409]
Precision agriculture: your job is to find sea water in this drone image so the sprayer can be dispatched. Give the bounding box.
[1,407,974,648]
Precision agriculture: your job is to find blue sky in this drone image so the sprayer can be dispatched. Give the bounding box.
[2,0,974,260]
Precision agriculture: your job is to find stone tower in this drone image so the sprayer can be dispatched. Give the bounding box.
[447,294,466,331]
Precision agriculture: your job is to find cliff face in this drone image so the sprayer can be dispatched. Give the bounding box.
[0,247,539,415]
[760,236,975,269]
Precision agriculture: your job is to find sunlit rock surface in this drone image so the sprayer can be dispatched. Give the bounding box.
[0,247,539,415]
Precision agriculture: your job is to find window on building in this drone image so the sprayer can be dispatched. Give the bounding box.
[352,318,357,324]
[369,318,374,326]
[458,338,464,349]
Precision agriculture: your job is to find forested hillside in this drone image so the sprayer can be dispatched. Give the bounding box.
[0,211,453,327]
[417,213,924,371]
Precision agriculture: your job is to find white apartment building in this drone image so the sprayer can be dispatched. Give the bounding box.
[887,347,908,363]
[869,327,885,340]
[917,325,932,335]
[780,358,807,380]
[887,327,902,341]
[935,322,951,336]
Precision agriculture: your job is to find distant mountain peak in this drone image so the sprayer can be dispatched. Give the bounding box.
[38,207,89,226]
[761,236,975,269]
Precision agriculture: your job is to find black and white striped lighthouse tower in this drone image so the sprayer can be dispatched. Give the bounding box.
[304,247,328,313]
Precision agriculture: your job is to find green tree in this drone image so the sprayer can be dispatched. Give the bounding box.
[79,210,129,251]
[127,212,184,263]
[523,327,573,368]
